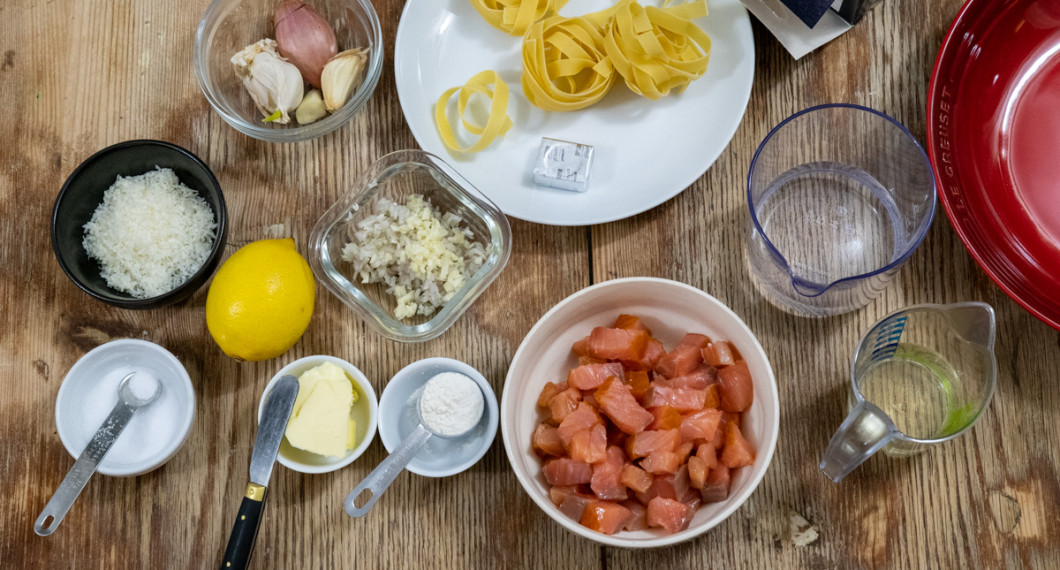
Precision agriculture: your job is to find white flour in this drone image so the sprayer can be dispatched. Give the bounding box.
[418,372,483,436]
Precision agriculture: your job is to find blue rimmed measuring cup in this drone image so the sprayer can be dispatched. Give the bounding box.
[746,104,937,317]
[820,302,997,482]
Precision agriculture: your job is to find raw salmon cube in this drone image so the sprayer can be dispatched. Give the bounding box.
[612,314,650,333]
[568,362,625,390]
[578,355,606,366]
[720,421,755,469]
[718,360,754,413]
[696,442,718,470]
[595,378,654,434]
[643,386,707,412]
[559,492,594,521]
[549,485,578,506]
[648,406,683,430]
[590,446,628,500]
[557,402,601,446]
[537,381,564,408]
[587,327,650,361]
[640,450,682,474]
[700,464,730,503]
[646,497,695,534]
[679,408,723,443]
[580,501,634,535]
[570,424,608,464]
[703,384,721,410]
[544,458,594,486]
[620,463,653,494]
[657,364,716,390]
[624,370,651,400]
[702,341,735,367]
[622,500,649,531]
[651,465,692,502]
[532,423,565,457]
[627,429,680,459]
[621,337,666,371]
[675,441,694,461]
[654,334,710,379]
[548,387,582,424]
[688,456,707,489]
[572,336,591,357]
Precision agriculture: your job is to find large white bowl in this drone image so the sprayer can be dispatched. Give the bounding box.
[501,277,780,548]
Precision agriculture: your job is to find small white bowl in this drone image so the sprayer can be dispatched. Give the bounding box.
[501,277,780,548]
[259,355,378,474]
[378,357,498,477]
[55,339,196,477]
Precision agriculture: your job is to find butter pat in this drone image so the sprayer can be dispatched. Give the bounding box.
[533,138,594,192]
[284,362,359,458]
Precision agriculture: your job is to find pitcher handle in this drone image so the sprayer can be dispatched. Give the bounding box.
[819,401,898,482]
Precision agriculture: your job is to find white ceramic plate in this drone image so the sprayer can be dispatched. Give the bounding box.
[394,0,755,225]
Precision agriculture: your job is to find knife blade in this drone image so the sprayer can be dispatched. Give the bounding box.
[220,375,299,570]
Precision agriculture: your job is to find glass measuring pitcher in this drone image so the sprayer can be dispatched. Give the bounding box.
[819,302,997,482]
[746,104,937,317]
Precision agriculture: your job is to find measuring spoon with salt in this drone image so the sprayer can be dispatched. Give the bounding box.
[345,372,484,517]
[34,372,162,536]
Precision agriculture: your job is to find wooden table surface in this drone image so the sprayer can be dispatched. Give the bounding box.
[3,0,1059,567]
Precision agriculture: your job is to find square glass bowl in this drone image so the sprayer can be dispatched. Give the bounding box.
[309,150,512,342]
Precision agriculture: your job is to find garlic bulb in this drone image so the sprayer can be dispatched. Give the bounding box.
[321,48,368,112]
[231,39,304,124]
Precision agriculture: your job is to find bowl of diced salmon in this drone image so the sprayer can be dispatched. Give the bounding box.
[501,277,779,548]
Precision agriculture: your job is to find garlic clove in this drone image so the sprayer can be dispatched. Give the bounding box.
[320,48,368,112]
[274,0,338,88]
[231,39,304,124]
[295,89,327,124]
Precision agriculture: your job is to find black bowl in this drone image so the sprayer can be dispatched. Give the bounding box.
[51,140,228,310]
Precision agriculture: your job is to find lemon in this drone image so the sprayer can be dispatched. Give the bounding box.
[206,238,315,361]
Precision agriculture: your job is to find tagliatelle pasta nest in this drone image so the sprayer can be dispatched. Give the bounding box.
[469,0,565,36]
[603,0,711,100]
[434,70,514,154]
[521,13,616,112]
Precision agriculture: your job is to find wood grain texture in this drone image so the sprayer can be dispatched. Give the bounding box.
[1,0,1058,568]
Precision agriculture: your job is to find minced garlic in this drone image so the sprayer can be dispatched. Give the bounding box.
[341,194,486,320]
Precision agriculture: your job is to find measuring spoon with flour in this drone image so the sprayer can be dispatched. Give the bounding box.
[345,372,484,517]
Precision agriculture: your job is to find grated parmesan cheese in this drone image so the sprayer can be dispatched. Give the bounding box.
[82,167,217,299]
[340,194,487,320]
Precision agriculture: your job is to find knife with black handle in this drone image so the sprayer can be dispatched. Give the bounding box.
[221,375,299,570]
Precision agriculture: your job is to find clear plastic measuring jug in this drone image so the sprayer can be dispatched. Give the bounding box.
[746,104,937,317]
[819,302,997,482]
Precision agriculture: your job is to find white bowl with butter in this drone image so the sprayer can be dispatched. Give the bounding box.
[259,355,378,474]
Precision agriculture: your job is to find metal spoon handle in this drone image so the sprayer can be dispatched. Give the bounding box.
[345,424,434,517]
[34,402,137,536]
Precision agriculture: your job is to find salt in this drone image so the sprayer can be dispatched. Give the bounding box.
[126,373,160,402]
[418,372,484,436]
[77,366,179,466]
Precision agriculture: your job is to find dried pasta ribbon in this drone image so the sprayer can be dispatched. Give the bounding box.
[434,70,514,154]
[522,14,616,112]
[469,0,565,36]
[603,0,712,100]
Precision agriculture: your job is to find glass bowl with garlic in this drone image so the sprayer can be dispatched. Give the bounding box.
[195,0,382,142]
